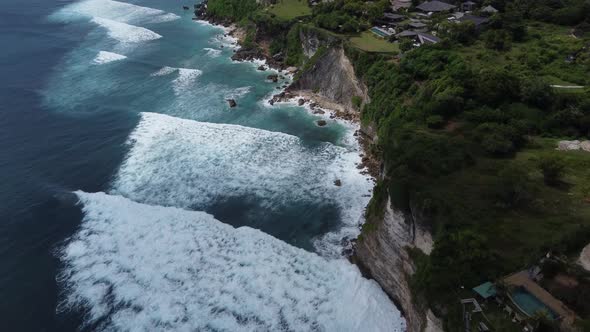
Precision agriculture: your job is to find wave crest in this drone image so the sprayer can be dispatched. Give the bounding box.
[58,191,405,331]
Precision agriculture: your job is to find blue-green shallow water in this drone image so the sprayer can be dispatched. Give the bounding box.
[0,0,405,331]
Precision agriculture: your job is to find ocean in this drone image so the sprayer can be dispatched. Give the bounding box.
[0,0,405,330]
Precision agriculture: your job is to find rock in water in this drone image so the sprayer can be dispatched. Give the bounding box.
[258,65,266,71]
[227,99,237,108]
[183,6,189,10]
[316,120,327,127]
[334,179,342,186]
[267,74,278,83]
[298,99,305,106]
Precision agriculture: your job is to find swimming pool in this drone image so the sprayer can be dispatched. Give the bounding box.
[371,27,391,38]
[510,287,557,320]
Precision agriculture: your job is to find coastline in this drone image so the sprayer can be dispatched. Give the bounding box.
[195,16,383,254]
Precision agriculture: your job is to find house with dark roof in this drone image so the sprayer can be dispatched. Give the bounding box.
[396,30,441,45]
[384,13,405,22]
[416,0,456,13]
[457,14,489,27]
[409,21,428,29]
[481,5,498,14]
[391,0,412,11]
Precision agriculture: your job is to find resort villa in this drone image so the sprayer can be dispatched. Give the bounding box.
[469,269,578,331]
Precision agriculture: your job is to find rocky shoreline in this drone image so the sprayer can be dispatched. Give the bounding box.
[193,5,419,329]
[194,7,381,179]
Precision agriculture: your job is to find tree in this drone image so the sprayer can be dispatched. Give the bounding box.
[520,79,555,108]
[484,29,512,51]
[426,230,495,295]
[494,163,532,208]
[445,21,476,45]
[399,38,414,53]
[538,155,565,185]
[426,115,445,129]
[475,69,520,106]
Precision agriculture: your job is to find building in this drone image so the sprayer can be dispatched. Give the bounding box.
[456,14,490,27]
[416,0,456,13]
[391,0,412,11]
[408,21,428,30]
[504,271,576,326]
[397,30,441,45]
[481,5,498,14]
[384,13,405,22]
[473,282,497,301]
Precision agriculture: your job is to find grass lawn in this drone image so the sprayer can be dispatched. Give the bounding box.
[455,21,590,86]
[268,0,311,20]
[349,31,399,53]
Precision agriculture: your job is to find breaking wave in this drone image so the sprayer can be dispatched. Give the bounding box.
[110,113,372,254]
[51,0,179,24]
[151,67,203,95]
[90,17,162,43]
[58,191,405,331]
[204,47,222,58]
[93,50,127,64]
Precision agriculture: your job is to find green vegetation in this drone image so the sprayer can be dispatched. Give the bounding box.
[207,0,259,21]
[346,1,590,326]
[268,0,311,20]
[349,31,399,53]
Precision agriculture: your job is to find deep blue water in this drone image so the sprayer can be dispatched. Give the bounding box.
[0,0,403,330]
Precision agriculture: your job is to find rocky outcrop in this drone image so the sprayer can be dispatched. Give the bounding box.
[299,27,335,58]
[557,140,590,152]
[355,198,442,332]
[288,47,368,113]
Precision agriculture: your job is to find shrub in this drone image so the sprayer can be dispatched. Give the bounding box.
[484,29,512,51]
[538,155,566,185]
[520,79,555,108]
[351,96,362,109]
[426,115,445,129]
[475,69,520,106]
[494,164,533,208]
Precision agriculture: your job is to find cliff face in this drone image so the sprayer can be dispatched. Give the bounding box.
[290,29,440,331]
[289,47,368,113]
[355,198,442,332]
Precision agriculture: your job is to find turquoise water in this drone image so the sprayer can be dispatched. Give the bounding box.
[0,0,405,330]
[511,287,557,319]
[371,27,391,38]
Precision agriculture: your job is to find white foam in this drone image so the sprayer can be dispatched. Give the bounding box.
[111,112,373,256]
[52,0,179,25]
[151,67,202,94]
[150,66,177,77]
[173,68,202,92]
[228,86,252,99]
[204,47,222,58]
[92,50,127,64]
[91,17,162,43]
[59,191,405,331]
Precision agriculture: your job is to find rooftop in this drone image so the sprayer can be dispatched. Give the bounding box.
[409,22,427,28]
[416,0,456,12]
[457,14,490,26]
[473,281,497,299]
[384,13,405,20]
[481,5,498,13]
